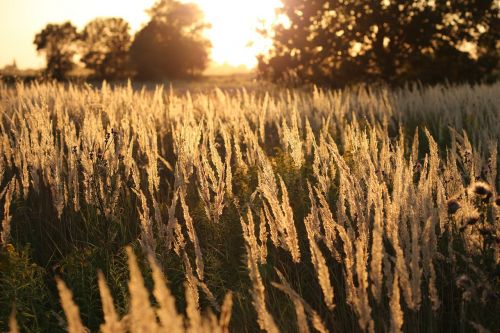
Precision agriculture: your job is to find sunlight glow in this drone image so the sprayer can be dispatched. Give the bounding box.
[193,0,282,68]
[0,0,282,71]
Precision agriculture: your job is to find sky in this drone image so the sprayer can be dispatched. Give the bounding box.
[0,0,281,70]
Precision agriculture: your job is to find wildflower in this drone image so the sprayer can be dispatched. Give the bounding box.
[462,290,473,302]
[447,198,461,215]
[462,210,481,228]
[478,225,495,237]
[481,289,497,304]
[469,181,493,201]
[456,274,472,290]
[5,243,15,253]
[97,148,103,160]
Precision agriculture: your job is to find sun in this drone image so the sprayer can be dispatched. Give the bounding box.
[0,0,282,70]
[192,0,282,69]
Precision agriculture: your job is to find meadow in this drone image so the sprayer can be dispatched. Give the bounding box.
[0,81,498,332]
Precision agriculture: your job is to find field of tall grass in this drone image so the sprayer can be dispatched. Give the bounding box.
[0,81,498,332]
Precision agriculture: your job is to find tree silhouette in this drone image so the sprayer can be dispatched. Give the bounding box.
[259,0,500,86]
[130,0,211,80]
[81,18,132,79]
[34,22,79,80]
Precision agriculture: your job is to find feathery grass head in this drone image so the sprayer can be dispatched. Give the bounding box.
[1,80,499,333]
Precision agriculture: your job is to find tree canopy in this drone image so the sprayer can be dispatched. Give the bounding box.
[130,0,212,80]
[33,0,212,81]
[80,18,132,79]
[34,22,79,80]
[258,0,500,87]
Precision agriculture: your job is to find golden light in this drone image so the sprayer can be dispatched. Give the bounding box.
[192,0,282,69]
[0,0,282,71]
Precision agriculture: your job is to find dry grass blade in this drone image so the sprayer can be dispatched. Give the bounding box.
[97,271,123,333]
[56,278,88,333]
[8,307,19,333]
[272,269,329,333]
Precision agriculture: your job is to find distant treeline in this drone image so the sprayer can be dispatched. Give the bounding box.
[5,0,499,86]
[29,0,210,81]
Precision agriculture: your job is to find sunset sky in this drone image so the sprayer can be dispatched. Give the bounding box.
[0,0,282,70]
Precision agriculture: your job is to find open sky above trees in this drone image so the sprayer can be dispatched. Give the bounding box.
[0,0,282,70]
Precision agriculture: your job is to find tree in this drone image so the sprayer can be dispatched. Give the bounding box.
[81,18,132,79]
[259,0,500,87]
[130,0,211,80]
[34,22,79,80]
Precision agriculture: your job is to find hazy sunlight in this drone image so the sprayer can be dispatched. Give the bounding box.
[0,0,282,70]
[195,0,282,68]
